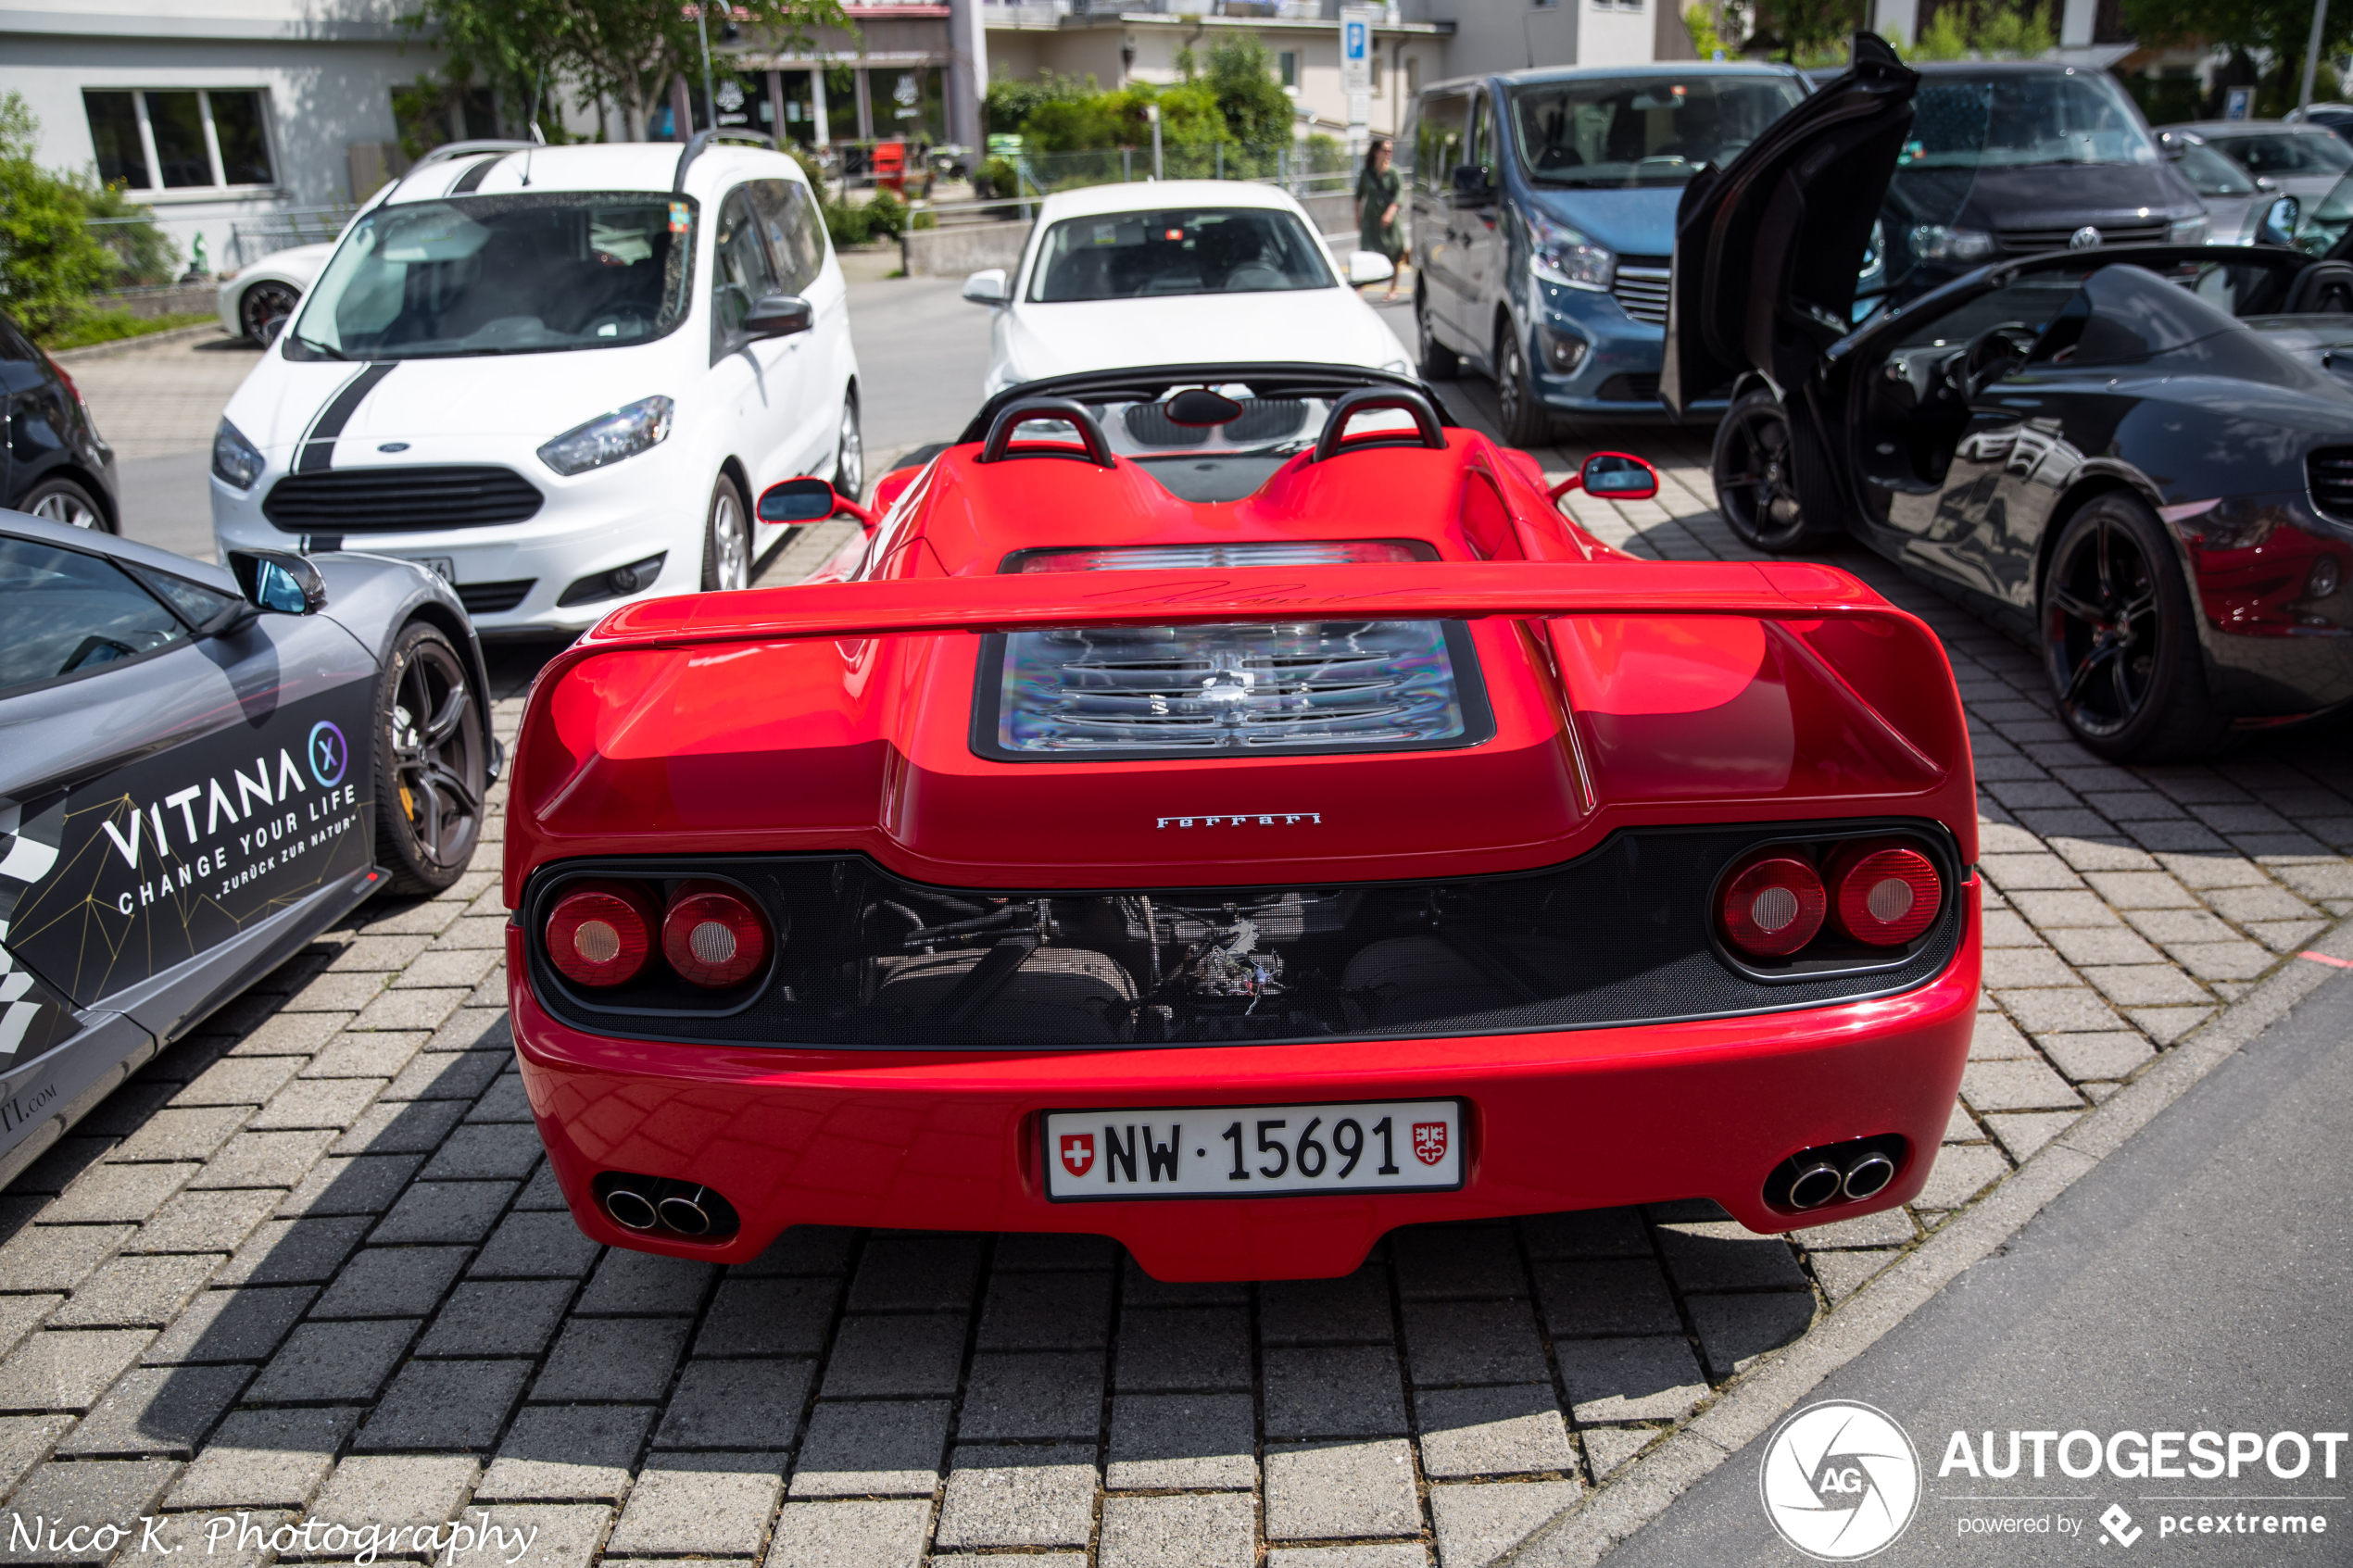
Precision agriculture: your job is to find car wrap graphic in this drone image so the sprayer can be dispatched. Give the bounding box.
[3,684,377,1010]
[0,802,82,1067]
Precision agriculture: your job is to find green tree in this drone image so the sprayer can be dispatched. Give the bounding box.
[2123,0,2353,111]
[1202,34,1293,149]
[1756,0,1865,61]
[0,94,114,338]
[83,180,178,287]
[1908,0,2056,57]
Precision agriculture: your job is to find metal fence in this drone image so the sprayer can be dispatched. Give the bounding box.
[223,206,359,269]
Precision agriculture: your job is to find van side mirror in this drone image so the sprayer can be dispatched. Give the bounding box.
[2259,194,2301,247]
[1451,164,1494,205]
[227,549,327,615]
[745,294,813,340]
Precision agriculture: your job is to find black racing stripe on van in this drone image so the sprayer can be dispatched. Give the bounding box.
[449,154,506,194]
[295,362,397,473]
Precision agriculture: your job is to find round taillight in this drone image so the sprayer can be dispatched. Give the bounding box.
[661,882,770,988]
[1719,854,1826,959]
[1831,843,1943,947]
[547,882,656,986]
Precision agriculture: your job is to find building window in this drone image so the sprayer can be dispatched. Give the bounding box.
[81,89,276,192]
[1406,56,1421,95]
[1278,51,1299,88]
[1370,53,1383,90]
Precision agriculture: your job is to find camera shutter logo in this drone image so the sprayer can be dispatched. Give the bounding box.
[308,721,348,787]
[1758,1400,1920,1560]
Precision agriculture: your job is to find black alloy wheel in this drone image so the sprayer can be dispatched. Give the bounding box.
[1712,389,1824,554]
[239,282,300,345]
[1416,286,1459,380]
[374,622,485,894]
[2042,494,2228,760]
[1493,320,1551,448]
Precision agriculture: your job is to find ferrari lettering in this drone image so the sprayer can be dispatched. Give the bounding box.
[1156,813,1322,829]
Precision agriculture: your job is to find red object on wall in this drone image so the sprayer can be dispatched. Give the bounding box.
[874,140,906,194]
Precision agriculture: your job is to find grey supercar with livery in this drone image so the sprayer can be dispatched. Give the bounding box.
[0,514,495,1185]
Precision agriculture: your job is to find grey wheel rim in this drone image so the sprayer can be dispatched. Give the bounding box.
[714,489,749,591]
[388,639,482,873]
[31,489,100,529]
[836,401,863,501]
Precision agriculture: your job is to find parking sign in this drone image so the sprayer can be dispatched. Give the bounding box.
[1341,6,1372,95]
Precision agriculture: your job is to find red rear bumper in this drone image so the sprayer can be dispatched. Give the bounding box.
[507,885,1981,1281]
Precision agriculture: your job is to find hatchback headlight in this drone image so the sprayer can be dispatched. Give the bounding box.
[1528,212,1615,292]
[537,395,673,477]
[1910,225,1999,262]
[212,419,265,490]
[2170,214,2210,245]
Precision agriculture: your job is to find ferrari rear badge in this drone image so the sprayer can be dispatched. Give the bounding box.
[1156,813,1322,829]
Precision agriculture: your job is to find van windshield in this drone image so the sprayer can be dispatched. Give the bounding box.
[287,193,694,360]
[1902,71,2159,169]
[1505,74,1805,188]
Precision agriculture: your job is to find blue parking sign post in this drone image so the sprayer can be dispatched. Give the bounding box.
[1341,5,1374,159]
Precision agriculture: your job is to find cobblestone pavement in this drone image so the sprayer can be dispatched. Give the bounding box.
[4,368,2349,1568]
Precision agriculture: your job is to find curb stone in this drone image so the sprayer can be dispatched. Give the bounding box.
[1491,917,2353,1567]
[49,321,233,364]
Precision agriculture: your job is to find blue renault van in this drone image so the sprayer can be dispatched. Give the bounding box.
[1403,64,1809,443]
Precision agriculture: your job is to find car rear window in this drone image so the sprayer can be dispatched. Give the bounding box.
[2205,131,2353,177]
[1027,207,1335,302]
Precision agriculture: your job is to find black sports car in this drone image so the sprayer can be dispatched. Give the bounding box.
[0,515,494,1185]
[3,311,119,532]
[1675,34,2353,759]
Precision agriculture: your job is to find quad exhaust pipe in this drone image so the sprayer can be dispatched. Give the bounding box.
[1767,1136,1906,1213]
[593,1172,740,1241]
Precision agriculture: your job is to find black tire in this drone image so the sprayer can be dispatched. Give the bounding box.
[1416,286,1458,380]
[1493,320,1551,448]
[700,473,750,592]
[833,393,864,501]
[239,282,299,345]
[373,622,485,896]
[20,476,112,533]
[2041,492,2230,761]
[1712,389,1830,554]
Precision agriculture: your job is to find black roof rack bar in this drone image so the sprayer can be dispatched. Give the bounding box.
[674,128,779,193]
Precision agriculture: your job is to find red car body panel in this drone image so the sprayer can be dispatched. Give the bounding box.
[504,421,1981,1278]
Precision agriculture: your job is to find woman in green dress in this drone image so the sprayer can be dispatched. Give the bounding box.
[1356,136,1405,302]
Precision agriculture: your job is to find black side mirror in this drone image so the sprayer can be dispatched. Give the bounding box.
[227,549,327,615]
[1451,163,1494,205]
[745,294,813,340]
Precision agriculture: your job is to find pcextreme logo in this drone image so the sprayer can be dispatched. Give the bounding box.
[1761,1400,1923,1560]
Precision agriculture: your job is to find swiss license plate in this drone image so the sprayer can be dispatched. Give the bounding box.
[403,557,457,583]
[1042,1098,1464,1201]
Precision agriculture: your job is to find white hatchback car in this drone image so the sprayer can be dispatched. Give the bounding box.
[963,180,1412,395]
[211,133,862,635]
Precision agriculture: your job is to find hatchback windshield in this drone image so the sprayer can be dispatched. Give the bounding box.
[289,194,694,359]
[1505,74,1805,188]
[1026,207,1334,302]
[1903,70,2158,169]
[2202,131,2353,177]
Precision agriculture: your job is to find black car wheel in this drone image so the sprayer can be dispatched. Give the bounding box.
[2042,493,2228,761]
[239,282,300,345]
[21,477,112,533]
[1712,390,1825,554]
[1417,287,1458,380]
[374,622,485,895]
[1493,322,1551,448]
[700,474,750,592]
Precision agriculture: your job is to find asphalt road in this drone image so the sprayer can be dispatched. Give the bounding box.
[1604,968,2353,1566]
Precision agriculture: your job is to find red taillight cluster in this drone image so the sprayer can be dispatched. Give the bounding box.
[547,879,772,990]
[1718,839,1943,962]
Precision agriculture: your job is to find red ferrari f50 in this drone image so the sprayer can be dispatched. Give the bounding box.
[503,366,1980,1280]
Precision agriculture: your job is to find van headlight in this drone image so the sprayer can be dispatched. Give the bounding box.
[212,419,265,490]
[1528,212,1615,292]
[537,395,674,476]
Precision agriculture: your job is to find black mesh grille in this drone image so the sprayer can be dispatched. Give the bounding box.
[261,466,544,531]
[1998,222,2166,253]
[2310,447,2353,523]
[522,823,1967,1052]
[457,579,534,614]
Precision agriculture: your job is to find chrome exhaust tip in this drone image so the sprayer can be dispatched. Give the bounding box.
[657,1186,713,1236]
[604,1186,659,1231]
[1787,1161,1844,1210]
[1843,1151,1896,1200]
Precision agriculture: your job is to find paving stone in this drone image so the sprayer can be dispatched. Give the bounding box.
[1120,1256,1250,1306]
[396,949,505,991]
[840,1235,985,1312]
[1098,1493,1255,1568]
[2082,871,2197,908]
[1978,853,2082,892]
[1114,1306,1252,1391]
[2036,1030,2156,1084]
[50,1253,219,1330]
[170,1055,306,1107]
[2245,918,2329,951]
[789,1399,950,1497]
[385,1048,508,1102]
[141,1286,314,1364]
[105,1106,248,1164]
[222,1010,349,1055]
[1269,1545,1432,1568]
[44,1162,199,1228]
[976,1269,1112,1350]
[1265,1345,1408,1438]
[576,1248,717,1316]
[332,935,435,972]
[442,1503,610,1568]
[0,1298,56,1361]
[352,987,472,1032]
[1532,1258,1680,1337]
[283,972,390,1013]
[57,1362,251,1456]
[1579,1425,1654,1478]
[763,1499,930,1568]
[249,1077,385,1132]
[2082,963,2214,1006]
[1428,1480,1584,1568]
[1400,1298,1549,1386]
[243,1318,416,1402]
[1945,1100,1984,1141]
[2166,940,2276,981]
[733,1225,858,1277]
[935,1443,1097,1549]
[308,1453,481,1527]
[1960,1058,2082,1112]
[2005,890,2123,927]
[1913,1143,2012,1210]
[310,1246,470,1318]
[1994,986,2128,1035]
[1555,1337,1709,1423]
[428,914,510,949]
[472,1210,602,1279]
[333,1098,469,1155]
[1105,1391,1255,1489]
[1967,1014,2035,1060]
[696,1276,838,1357]
[274,1153,424,1218]
[166,1406,361,1507]
[356,1358,532,1450]
[2045,926,2164,966]
[1686,1292,1817,1380]
[187,1128,339,1189]
[121,1188,277,1257]
[1978,947,2077,988]
[1977,909,2040,947]
[476,1404,656,1502]
[346,1180,506,1256]
[1416,1384,1578,1478]
[1392,1224,1527,1299]
[817,1312,967,1398]
[2124,820,2233,853]
[2042,834,2158,872]
[464,1074,535,1123]
[1788,1208,1916,1249]
[419,1280,576,1358]
[1265,1438,1419,1540]
[1518,1208,1653,1260]
[425,1008,512,1054]
[1655,1221,1809,1291]
[958,1350,1103,1440]
[605,1451,788,1556]
[653,1358,815,1449]
[533,1315,688,1402]
[1812,1248,1902,1304]
[0,1459,178,1561]
[2126,1006,2216,1044]
[512,1161,569,1210]
[0,1327,152,1411]
[1261,1265,1394,1344]
[992,1233,1121,1271]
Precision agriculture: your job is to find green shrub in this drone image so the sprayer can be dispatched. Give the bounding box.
[864,189,910,240]
[39,308,212,352]
[0,93,114,338]
[84,181,178,287]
